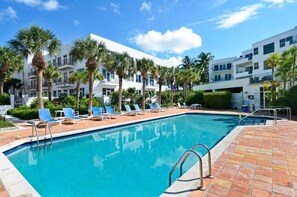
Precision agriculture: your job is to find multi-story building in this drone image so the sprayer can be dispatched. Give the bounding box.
[14,33,174,105]
[194,26,297,110]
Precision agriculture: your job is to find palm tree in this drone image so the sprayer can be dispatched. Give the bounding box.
[180,56,196,89]
[275,50,292,91]
[43,63,62,101]
[9,25,61,108]
[104,52,135,111]
[176,67,195,101]
[196,52,214,84]
[288,46,297,87]
[166,66,176,107]
[70,37,107,115]
[265,53,280,104]
[0,46,23,95]
[155,65,167,104]
[69,70,88,109]
[136,58,155,110]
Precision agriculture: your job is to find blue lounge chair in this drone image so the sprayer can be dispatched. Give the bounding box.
[133,104,149,114]
[105,106,122,116]
[63,108,83,124]
[124,105,137,116]
[155,103,166,112]
[148,103,159,113]
[38,109,60,139]
[92,106,109,120]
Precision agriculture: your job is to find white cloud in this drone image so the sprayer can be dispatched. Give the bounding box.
[212,0,230,8]
[166,56,183,66]
[14,0,61,11]
[0,6,18,21]
[146,16,155,23]
[110,2,120,14]
[262,0,296,7]
[140,2,152,11]
[99,6,107,11]
[134,27,202,54]
[217,3,264,29]
[74,20,80,26]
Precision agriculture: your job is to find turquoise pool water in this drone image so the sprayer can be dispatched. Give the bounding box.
[6,114,238,197]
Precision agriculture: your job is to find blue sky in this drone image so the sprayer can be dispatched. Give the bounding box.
[1,0,297,65]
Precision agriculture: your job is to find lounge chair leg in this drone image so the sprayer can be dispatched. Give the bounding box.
[48,123,53,143]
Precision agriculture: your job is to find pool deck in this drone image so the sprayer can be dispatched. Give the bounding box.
[0,108,297,197]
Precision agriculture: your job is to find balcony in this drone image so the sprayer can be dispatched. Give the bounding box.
[55,79,75,88]
[235,70,252,79]
[100,78,118,87]
[28,71,36,79]
[27,85,36,90]
[212,66,233,72]
[250,73,273,84]
[56,59,74,70]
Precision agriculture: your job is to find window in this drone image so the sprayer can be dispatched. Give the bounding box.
[254,62,259,70]
[225,74,231,80]
[63,72,68,83]
[149,78,154,86]
[264,60,269,70]
[102,68,114,81]
[219,65,222,70]
[127,74,134,81]
[53,91,57,97]
[102,88,114,96]
[58,90,62,96]
[145,78,148,86]
[57,57,61,66]
[63,55,67,65]
[280,38,286,48]
[136,75,141,83]
[80,88,85,97]
[69,55,73,65]
[70,89,75,95]
[214,65,218,71]
[227,63,232,70]
[245,53,253,60]
[137,90,141,94]
[53,59,57,66]
[222,64,226,70]
[77,68,84,73]
[63,89,68,96]
[214,75,221,81]
[263,43,274,55]
[286,36,293,42]
[253,47,258,55]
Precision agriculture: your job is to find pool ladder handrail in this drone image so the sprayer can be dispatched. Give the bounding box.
[31,121,53,147]
[238,108,278,125]
[168,144,212,190]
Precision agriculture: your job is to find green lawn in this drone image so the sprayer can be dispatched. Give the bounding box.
[0,119,14,128]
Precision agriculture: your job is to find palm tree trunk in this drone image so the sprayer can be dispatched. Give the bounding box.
[142,77,146,110]
[88,72,94,116]
[0,79,4,95]
[48,80,52,101]
[36,69,44,109]
[284,79,287,91]
[76,83,80,109]
[158,78,162,104]
[293,57,296,87]
[170,82,173,107]
[183,81,187,101]
[118,77,123,111]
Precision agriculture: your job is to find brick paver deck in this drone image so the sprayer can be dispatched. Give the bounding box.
[0,109,296,196]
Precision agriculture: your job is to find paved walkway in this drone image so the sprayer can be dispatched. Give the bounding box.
[0,109,297,196]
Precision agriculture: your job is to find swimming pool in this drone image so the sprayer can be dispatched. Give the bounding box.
[5,113,238,196]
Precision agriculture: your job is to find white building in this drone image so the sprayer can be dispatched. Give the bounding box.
[14,33,175,105]
[194,26,297,110]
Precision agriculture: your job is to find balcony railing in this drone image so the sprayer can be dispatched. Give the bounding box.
[56,58,74,67]
[56,80,75,86]
[28,85,36,89]
[250,74,273,84]
[28,71,36,77]
[212,66,233,71]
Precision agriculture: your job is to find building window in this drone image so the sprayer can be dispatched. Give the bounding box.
[57,57,61,66]
[80,88,85,97]
[225,74,231,80]
[253,47,258,55]
[53,59,57,66]
[63,55,67,65]
[214,65,218,71]
[280,38,286,48]
[77,68,84,73]
[70,89,75,95]
[137,90,141,94]
[149,78,154,86]
[69,55,73,65]
[227,63,232,70]
[286,36,293,43]
[263,43,274,55]
[58,90,62,96]
[136,75,141,83]
[63,89,68,96]
[102,68,114,81]
[214,75,221,81]
[53,91,57,97]
[264,60,269,70]
[245,53,253,60]
[127,74,134,81]
[102,88,114,96]
[254,62,259,70]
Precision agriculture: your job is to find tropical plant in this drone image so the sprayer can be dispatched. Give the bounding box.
[287,46,297,87]
[275,50,292,91]
[196,52,214,84]
[265,53,280,104]
[136,58,155,109]
[3,78,22,95]
[70,37,107,115]
[145,89,155,103]
[104,52,135,111]
[154,65,167,104]
[9,25,61,108]
[125,87,139,104]
[43,63,62,101]
[0,46,23,95]
[69,70,88,108]
[166,66,176,107]
[175,67,196,101]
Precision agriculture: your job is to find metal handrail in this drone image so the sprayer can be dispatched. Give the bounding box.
[169,150,205,190]
[239,108,278,125]
[266,106,291,120]
[31,121,53,147]
[180,144,213,179]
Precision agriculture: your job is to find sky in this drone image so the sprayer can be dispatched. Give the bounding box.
[1,0,297,65]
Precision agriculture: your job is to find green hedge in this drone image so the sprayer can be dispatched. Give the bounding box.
[287,85,297,115]
[203,91,231,109]
[186,90,204,105]
[0,93,10,105]
[7,107,38,120]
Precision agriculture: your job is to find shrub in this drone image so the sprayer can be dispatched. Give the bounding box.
[203,91,231,109]
[173,91,184,104]
[186,90,204,105]
[0,119,14,128]
[7,108,38,120]
[287,85,297,115]
[0,93,10,105]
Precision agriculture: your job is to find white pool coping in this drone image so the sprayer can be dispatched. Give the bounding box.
[0,111,272,197]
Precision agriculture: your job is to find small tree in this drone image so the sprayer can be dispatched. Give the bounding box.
[166,66,176,107]
[69,70,88,109]
[154,65,167,104]
[43,64,62,101]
